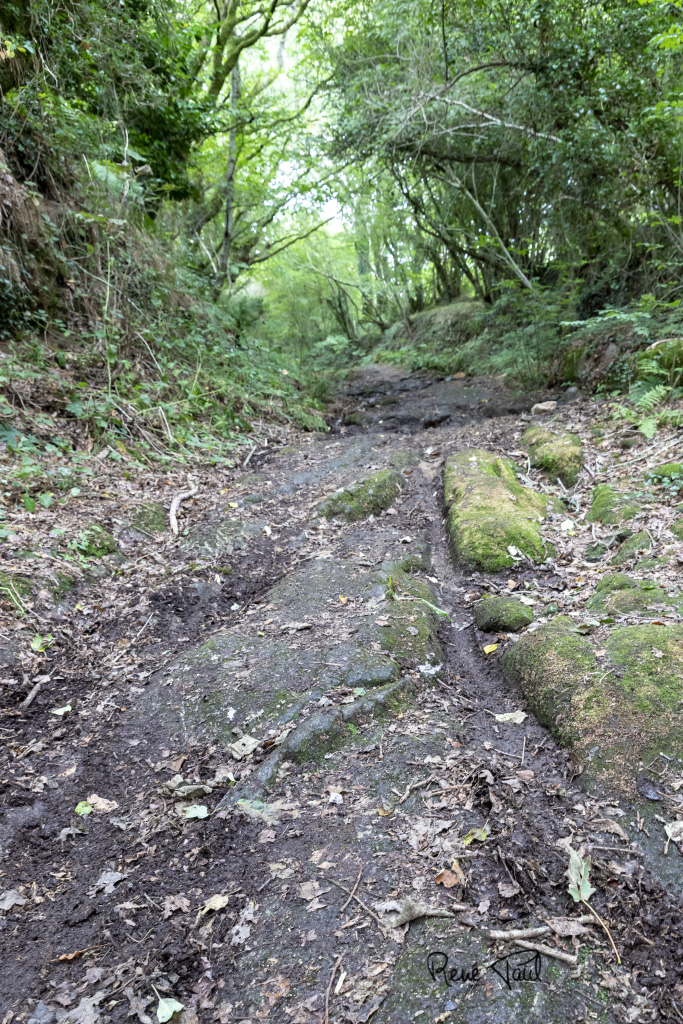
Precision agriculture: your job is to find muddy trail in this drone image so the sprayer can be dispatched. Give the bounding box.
[2,366,683,1024]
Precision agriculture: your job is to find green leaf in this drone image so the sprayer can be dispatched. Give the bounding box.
[23,496,36,513]
[184,804,209,819]
[156,995,185,1022]
[30,634,54,652]
[50,704,72,716]
[462,825,489,846]
[37,493,53,508]
[565,846,596,903]
[75,801,93,816]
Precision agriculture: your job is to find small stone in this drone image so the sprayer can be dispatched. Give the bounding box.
[530,401,557,415]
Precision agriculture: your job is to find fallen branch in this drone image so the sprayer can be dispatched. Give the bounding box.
[325,954,343,1024]
[340,869,362,913]
[512,939,577,965]
[20,681,42,709]
[324,876,386,930]
[169,475,199,536]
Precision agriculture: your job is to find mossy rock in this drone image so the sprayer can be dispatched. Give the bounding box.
[183,518,265,558]
[585,542,607,562]
[502,617,683,787]
[443,448,561,572]
[587,484,643,525]
[587,573,678,616]
[74,525,116,557]
[501,616,595,744]
[522,426,583,487]
[131,501,166,533]
[671,517,683,540]
[474,595,533,633]
[322,468,403,522]
[610,530,652,566]
[650,462,683,483]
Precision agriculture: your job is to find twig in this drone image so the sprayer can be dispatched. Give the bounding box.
[399,775,434,804]
[20,682,42,709]
[488,915,594,941]
[513,939,577,965]
[324,876,385,930]
[108,612,154,667]
[243,443,258,468]
[169,474,198,536]
[340,870,362,913]
[325,955,343,1024]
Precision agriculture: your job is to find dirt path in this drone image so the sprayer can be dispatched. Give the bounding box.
[2,368,682,1024]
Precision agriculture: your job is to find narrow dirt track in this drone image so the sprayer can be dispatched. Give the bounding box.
[2,368,681,1024]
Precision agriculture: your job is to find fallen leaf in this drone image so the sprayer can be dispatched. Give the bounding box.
[259,828,276,843]
[89,870,125,896]
[75,801,93,816]
[184,804,209,819]
[0,889,26,911]
[50,704,72,716]
[162,894,190,918]
[498,880,521,898]
[376,896,454,928]
[87,793,118,813]
[546,916,590,937]
[493,710,527,724]
[201,893,230,915]
[375,616,390,627]
[665,820,683,848]
[155,993,184,1023]
[483,643,498,655]
[339,595,349,604]
[434,862,465,888]
[227,735,260,760]
[652,648,664,659]
[298,880,323,902]
[462,825,488,846]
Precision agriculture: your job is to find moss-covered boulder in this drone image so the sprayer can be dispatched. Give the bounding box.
[474,595,533,633]
[74,525,116,557]
[443,449,560,572]
[502,616,683,789]
[587,484,642,525]
[610,530,652,566]
[322,468,403,522]
[522,426,583,486]
[653,462,683,481]
[587,573,679,616]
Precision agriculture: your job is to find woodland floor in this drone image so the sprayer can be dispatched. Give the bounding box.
[2,366,683,1024]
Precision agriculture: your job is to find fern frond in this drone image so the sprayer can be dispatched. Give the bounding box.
[635,384,670,411]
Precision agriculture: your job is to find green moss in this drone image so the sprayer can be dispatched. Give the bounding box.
[653,462,683,480]
[585,542,607,562]
[587,573,676,615]
[322,468,403,522]
[671,517,683,540]
[73,525,117,557]
[131,501,167,533]
[522,426,583,487]
[501,616,595,744]
[379,570,443,665]
[610,530,652,566]
[474,595,533,633]
[51,572,76,599]
[587,484,643,525]
[344,412,365,426]
[444,448,560,572]
[607,625,683,713]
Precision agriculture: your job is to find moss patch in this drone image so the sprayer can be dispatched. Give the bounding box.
[502,615,683,789]
[322,468,403,522]
[131,501,166,533]
[74,524,116,557]
[652,462,683,481]
[587,573,677,616]
[522,426,583,486]
[474,595,533,633]
[443,448,561,572]
[587,484,643,525]
[671,517,683,540]
[610,531,652,566]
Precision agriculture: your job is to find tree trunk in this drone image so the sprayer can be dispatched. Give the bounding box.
[212,61,242,301]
